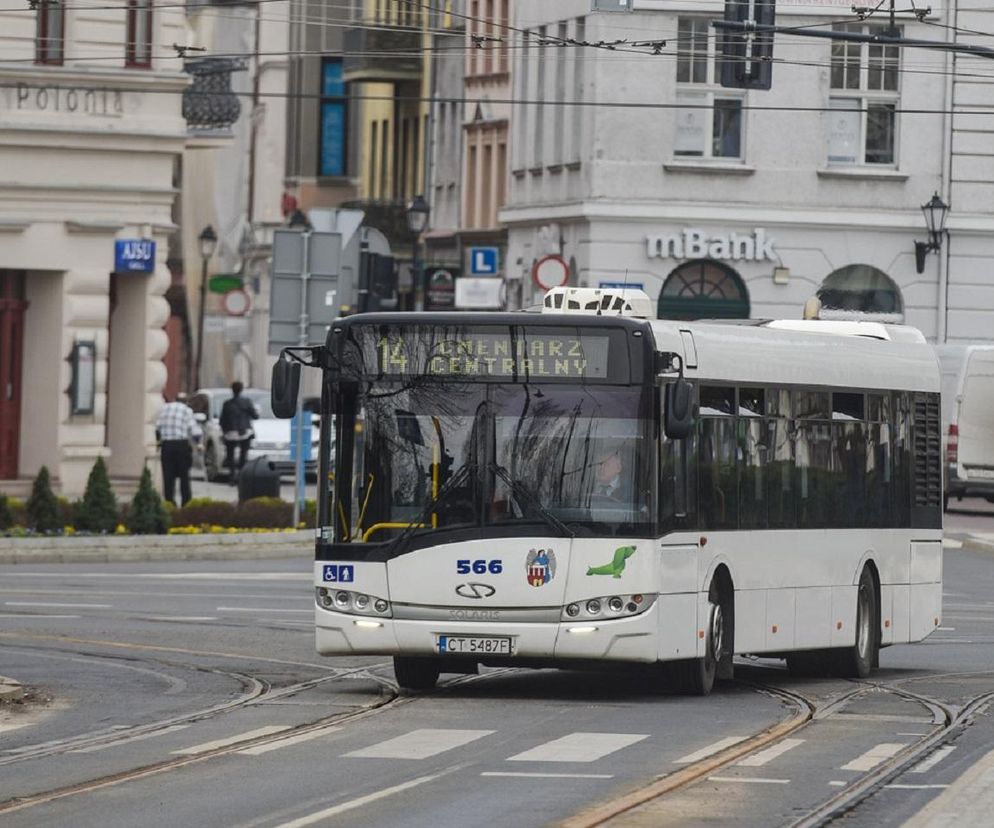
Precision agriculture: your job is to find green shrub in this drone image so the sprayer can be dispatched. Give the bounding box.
[0,494,12,531]
[26,466,61,533]
[6,497,26,528]
[73,457,118,533]
[126,467,169,535]
[170,497,236,528]
[234,497,292,528]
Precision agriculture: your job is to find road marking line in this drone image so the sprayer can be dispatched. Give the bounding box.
[708,776,790,785]
[3,602,111,609]
[943,539,962,548]
[508,733,649,763]
[140,616,219,622]
[937,626,957,631]
[841,742,906,771]
[886,784,949,789]
[171,726,291,755]
[0,614,81,619]
[216,607,312,614]
[482,772,614,779]
[272,774,440,828]
[346,729,494,760]
[911,745,956,773]
[239,728,342,756]
[829,781,847,787]
[897,733,930,737]
[71,725,191,754]
[737,738,805,767]
[675,737,747,764]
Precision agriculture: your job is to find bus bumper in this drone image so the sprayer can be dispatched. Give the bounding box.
[315,601,660,663]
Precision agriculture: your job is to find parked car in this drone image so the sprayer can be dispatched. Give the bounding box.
[934,344,994,510]
[189,388,321,481]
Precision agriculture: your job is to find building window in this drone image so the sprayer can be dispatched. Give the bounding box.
[36,0,65,65]
[674,18,744,160]
[817,264,904,322]
[658,260,750,320]
[827,24,900,165]
[319,59,348,178]
[126,0,152,68]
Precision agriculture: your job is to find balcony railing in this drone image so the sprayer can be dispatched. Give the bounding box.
[182,57,247,133]
[343,26,422,82]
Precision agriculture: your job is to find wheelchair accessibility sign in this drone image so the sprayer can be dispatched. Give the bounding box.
[322,564,355,583]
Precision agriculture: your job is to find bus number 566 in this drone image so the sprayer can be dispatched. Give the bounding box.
[456,559,503,575]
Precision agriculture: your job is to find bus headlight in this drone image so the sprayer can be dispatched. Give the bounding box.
[316,588,392,618]
[562,593,656,622]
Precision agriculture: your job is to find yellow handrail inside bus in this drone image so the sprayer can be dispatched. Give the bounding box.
[363,521,431,542]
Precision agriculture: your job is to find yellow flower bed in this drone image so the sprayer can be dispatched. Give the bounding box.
[167,525,300,535]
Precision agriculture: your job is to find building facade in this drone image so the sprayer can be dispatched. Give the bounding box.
[426,0,513,311]
[502,0,994,341]
[0,2,190,494]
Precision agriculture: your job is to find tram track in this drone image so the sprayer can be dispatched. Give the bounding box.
[3,642,992,827]
[564,669,994,828]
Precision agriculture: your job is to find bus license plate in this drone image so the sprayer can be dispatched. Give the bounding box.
[436,635,511,655]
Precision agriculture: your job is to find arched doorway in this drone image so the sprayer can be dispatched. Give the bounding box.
[657,260,750,320]
[817,265,904,322]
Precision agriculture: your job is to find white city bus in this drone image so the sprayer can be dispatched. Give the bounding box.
[272,287,942,695]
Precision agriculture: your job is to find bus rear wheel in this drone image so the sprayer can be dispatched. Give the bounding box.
[836,568,878,678]
[393,656,441,691]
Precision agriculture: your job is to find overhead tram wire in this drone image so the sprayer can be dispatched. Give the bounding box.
[3,77,992,117]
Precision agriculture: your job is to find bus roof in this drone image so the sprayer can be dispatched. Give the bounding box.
[650,318,940,392]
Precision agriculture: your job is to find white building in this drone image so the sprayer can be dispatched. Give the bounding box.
[503,0,994,342]
[0,3,188,493]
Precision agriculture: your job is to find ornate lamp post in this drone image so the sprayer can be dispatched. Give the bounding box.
[194,225,218,390]
[406,195,430,311]
[915,192,949,274]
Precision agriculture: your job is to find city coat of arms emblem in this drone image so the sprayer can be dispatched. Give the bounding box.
[526,548,556,587]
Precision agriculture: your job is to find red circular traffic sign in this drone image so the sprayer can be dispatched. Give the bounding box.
[532,255,569,291]
[222,288,251,317]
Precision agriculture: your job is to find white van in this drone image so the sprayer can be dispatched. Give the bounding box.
[934,344,994,510]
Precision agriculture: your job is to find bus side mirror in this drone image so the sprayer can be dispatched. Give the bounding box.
[664,379,694,439]
[271,356,301,419]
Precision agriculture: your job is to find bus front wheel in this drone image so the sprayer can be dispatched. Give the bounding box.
[393,656,441,691]
[670,587,728,696]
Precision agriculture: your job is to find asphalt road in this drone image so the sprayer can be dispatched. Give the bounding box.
[0,502,992,827]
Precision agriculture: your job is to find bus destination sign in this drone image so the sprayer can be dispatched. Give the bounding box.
[372,329,611,380]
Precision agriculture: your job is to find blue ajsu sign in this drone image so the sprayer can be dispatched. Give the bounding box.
[114,239,156,273]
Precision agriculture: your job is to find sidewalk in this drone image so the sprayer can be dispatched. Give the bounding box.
[902,745,994,828]
[0,675,23,701]
[0,529,312,565]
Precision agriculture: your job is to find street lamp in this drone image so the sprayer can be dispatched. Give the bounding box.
[194,224,218,391]
[915,192,949,274]
[406,195,430,311]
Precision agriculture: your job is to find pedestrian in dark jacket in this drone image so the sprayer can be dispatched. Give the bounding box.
[219,381,258,482]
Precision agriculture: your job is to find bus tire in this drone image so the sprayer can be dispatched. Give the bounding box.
[393,656,441,691]
[836,568,878,679]
[672,586,727,696]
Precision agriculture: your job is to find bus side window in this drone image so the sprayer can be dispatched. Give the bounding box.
[738,387,767,530]
[660,388,696,530]
[698,385,737,531]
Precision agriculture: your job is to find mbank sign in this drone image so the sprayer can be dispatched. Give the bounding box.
[114,239,156,273]
[646,228,776,262]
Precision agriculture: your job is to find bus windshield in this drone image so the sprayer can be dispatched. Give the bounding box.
[337,382,654,544]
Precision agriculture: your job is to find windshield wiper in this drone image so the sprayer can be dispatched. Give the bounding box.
[490,464,574,538]
[383,461,475,556]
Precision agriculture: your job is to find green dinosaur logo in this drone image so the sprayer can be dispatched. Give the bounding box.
[586,545,636,578]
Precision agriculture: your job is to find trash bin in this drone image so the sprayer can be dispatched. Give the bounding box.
[238,456,280,502]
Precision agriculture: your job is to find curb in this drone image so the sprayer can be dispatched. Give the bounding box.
[962,535,994,555]
[0,676,24,702]
[0,530,313,565]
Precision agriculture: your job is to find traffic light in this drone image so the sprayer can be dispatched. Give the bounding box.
[719,0,776,90]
